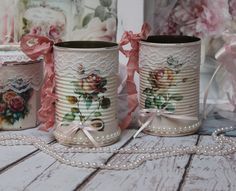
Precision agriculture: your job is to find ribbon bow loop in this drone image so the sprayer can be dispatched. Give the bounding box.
[58,120,104,147]
[20,35,53,60]
[133,109,198,139]
[119,23,151,58]
[20,35,56,131]
[118,23,151,130]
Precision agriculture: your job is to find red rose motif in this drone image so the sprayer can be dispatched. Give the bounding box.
[0,103,6,114]
[78,74,104,94]
[9,96,25,112]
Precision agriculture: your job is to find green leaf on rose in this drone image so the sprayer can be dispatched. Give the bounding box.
[99,77,107,88]
[101,97,111,109]
[153,95,165,108]
[83,93,88,99]
[63,113,75,122]
[85,98,93,109]
[95,5,106,21]
[165,104,175,112]
[145,97,154,108]
[74,89,84,96]
[170,94,184,101]
[5,109,12,117]
[94,111,102,117]
[143,88,153,96]
[82,13,94,27]
[71,107,80,113]
[100,0,112,7]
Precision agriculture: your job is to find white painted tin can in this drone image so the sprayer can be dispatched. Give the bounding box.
[53,41,121,147]
[139,36,201,136]
[0,45,43,130]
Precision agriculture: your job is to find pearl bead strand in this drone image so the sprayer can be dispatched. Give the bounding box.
[0,126,236,170]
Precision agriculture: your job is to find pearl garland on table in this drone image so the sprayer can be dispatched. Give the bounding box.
[0,127,236,170]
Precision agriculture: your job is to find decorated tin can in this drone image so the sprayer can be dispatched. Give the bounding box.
[0,45,43,130]
[53,41,121,147]
[138,36,201,136]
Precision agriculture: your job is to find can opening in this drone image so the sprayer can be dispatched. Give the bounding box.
[55,41,118,49]
[143,35,200,44]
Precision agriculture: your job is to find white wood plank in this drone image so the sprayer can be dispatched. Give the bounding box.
[0,130,134,191]
[79,134,198,191]
[181,136,236,191]
[0,128,54,170]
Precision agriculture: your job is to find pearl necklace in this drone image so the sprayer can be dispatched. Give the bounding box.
[0,126,236,170]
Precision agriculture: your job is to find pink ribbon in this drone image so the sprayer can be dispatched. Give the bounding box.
[57,120,104,147]
[20,35,56,131]
[133,109,198,138]
[119,23,151,129]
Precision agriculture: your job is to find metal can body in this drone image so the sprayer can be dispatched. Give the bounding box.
[0,45,43,130]
[139,36,201,136]
[53,41,121,147]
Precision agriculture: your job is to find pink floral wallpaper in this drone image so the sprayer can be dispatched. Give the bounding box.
[0,0,117,43]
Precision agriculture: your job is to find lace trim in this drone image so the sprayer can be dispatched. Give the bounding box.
[0,62,44,93]
[54,50,118,77]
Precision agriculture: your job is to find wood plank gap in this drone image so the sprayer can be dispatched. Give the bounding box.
[176,135,201,191]
[0,140,56,174]
[74,135,135,191]
[22,161,57,191]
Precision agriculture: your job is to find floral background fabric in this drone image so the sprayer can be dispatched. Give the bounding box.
[71,0,117,41]
[151,0,236,57]
[15,0,117,42]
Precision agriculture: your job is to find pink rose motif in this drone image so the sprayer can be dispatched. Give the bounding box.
[0,103,6,114]
[2,91,17,103]
[158,0,230,38]
[48,25,63,42]
[78,74,106,94]
[149,67,175,91]
[30,26,42,36]
[9,96,25,112]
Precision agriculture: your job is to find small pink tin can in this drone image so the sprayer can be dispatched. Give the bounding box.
[0,45,43,130]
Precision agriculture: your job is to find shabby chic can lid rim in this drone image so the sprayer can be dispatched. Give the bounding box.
[0,44,43,65]
[0,44,21,51]
[141,35,201,46]
[54,41,119,51]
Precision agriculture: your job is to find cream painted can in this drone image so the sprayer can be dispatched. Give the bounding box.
[139,36,201,136]
[0,45,43,130]
[53,41,121,147]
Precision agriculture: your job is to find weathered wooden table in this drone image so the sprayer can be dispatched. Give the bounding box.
[0,107,236,191]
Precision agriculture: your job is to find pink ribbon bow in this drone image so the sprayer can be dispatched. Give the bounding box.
[20,35,56,131]
[119,23,151,129]
[57,120,104,147]
[133,108,198,138]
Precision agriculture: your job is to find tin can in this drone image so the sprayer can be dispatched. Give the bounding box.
[139,36,201,136]
[53,41,121,147]
[0,45,43,130]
